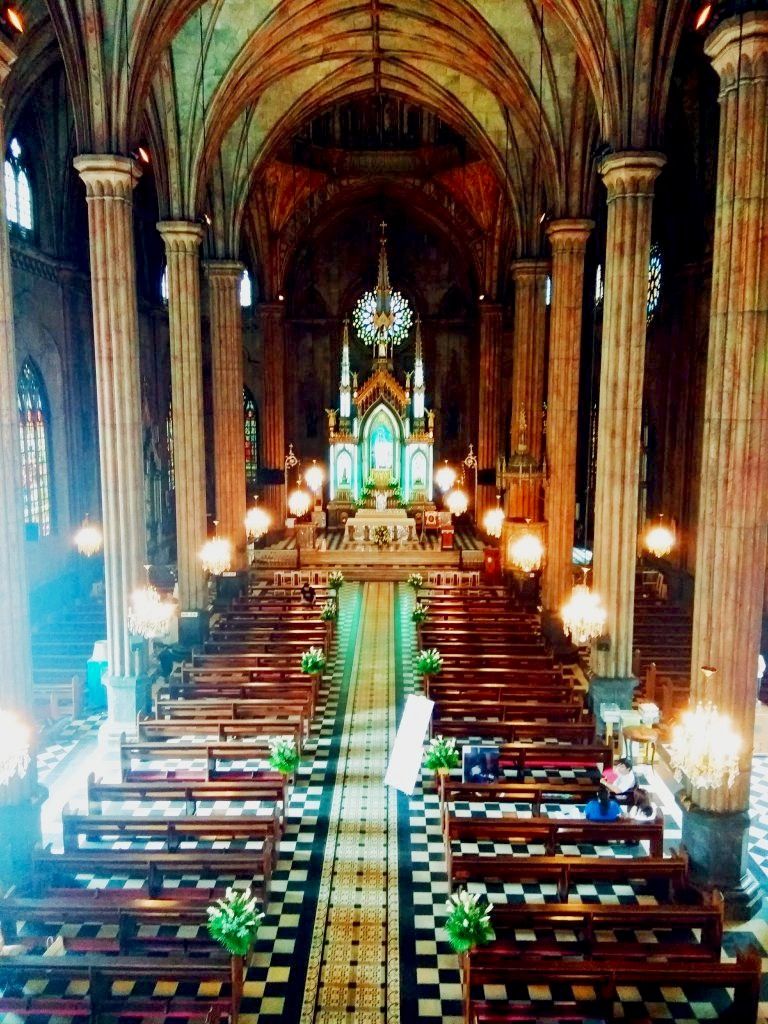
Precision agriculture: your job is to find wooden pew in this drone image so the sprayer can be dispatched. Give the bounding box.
[86,771,288,817]
[493,741,612,777]
[136,714,304,754]
[120,737,276,780]
[439,777,601,825]
[436,721,596,745]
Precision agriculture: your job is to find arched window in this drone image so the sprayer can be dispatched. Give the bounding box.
[166,406,175,491]
[647,242,662,323]
[545,274,552,307]
[594,263,604,307]
[160,266,169,304]
[17,359,51,537]
[5,137,32,231]
[240,269,253,308]
[244,388,258,486]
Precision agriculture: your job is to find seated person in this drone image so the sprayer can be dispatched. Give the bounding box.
[300,582,316,606]
[627,787,658,820]
[583,787,623,822]
[600,757,637,797]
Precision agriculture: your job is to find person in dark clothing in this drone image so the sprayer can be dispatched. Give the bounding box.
[584,787,623,822]
[300,582,316,606]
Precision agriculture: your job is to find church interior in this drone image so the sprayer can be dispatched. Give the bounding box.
[0,0,767,1020]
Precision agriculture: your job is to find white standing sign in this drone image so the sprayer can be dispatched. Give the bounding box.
[385,693,435,796]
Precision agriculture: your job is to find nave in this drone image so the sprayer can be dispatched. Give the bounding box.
[10,578,768,1023]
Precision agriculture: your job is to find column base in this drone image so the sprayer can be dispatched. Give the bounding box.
[178,608,210,646]
[587,674,638,713]
[679,797,763,920]
[99,673,152,751]
[0,785,45,887]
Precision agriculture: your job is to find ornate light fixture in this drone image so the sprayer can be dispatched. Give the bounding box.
[435,462,457,494]
[352,222,413,351]
[304,461,325,495]
[483,496,505,539]
[74,515,103,557]
[560,568,607,646]
[200,523,232,576]
[245,499,270,541]
[128,566,175,640]
[445,488,469,517]
[669,667,741,790]
[508,530,544,573]
[643,515,676,559]
[0,709,30,786]
[288,488,312,519]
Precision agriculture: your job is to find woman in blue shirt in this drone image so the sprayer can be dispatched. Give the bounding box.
[583,787,623,821]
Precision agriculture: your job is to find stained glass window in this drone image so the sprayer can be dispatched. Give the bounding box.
[594,263,604,306]
[17,359,51,536]
[647,243,662,322]
[244,388,258,486]
[5,137,32,231]
[545,274,552,307]
[240,270,253,308]
[166,406,175,491]
[160,266,169,304]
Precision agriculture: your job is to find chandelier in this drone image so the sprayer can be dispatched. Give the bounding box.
[643,516,676,559]
[352,222,413,349]
[668,667,741,790]
[288,488,312,519]
[435,462,457,494]
[445,488,469,517]
[245,500,270,541]
[508,531,544,573]
[0,709,30,787]
[128,567,175,639]
[200,527,232,576]
[483,503,505,539]
[560,568,607,646]
[74,515,103,557]
[304,461,325,495]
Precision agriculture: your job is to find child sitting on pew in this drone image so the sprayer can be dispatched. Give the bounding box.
[626,787,658,820]
[600,757,637,799]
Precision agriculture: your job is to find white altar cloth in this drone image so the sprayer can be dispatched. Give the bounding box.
[347,508,416,542]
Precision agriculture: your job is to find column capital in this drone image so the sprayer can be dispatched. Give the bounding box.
[0,37,17,88]
[706,10,768,86]
[260,300,286,322]
[74,155,141,198]
[599,151,666,200]
[157,220,205,253]
[205,259,245,284]
[546,218,594,252]
[510,258,550,281]
[478,300,504,320]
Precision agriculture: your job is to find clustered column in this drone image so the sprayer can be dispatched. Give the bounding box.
[260,301,287,522]
[74,154,148,735]
[590,152,665,704]
[509,259,549,462]
[207,261,247,569]
[476,302,503,519]
[681,11,768,912]
[541,219,593,617]
[158,222,208,620]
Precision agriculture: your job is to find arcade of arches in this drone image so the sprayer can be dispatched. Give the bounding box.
[0,0,767,1020]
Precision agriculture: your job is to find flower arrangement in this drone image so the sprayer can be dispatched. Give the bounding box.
[407,573,424,591]
[412,602,428,625]
[320,599,338,622]
[416,648,443,676]
[328,570,345,592]
[423,735,459,773]
[268,736,300,775]
[206,886,265,957]
[373,524,390,547]
[444,889,495,954]
[301,646,326,675]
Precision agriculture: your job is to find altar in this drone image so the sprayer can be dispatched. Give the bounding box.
[346,507,416,543]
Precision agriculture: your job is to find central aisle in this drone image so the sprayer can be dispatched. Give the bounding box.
[301,582,400,1023]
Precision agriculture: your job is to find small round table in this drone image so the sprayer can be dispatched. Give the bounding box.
[622,725,659,766]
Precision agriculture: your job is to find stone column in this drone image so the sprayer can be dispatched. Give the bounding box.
[206,261,247,569]
[74,154,149,740]
[477,302,503,519]
[260,301,287,522]
[541,221,593,617]
[0,43,43,878]
[681,11,768,916]
[590,152,665,706]
[158,222,208,633]
[509,259,550,464]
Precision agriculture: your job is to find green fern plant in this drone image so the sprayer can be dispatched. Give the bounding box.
[268,736,300,775]
[423,735,459,772]
[320,599,338,622]
[416,647,443,676]
[301,646,326,675]
[444,889,495,954]
[206,886,264,957]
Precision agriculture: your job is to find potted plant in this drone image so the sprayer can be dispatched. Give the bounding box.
[407,572,424,593]
[207,885,265,1018]
[412,601,428,645]
[444,889,495,955]
[320,598,338,642]
[268,736,300,776]
[423,734,460,780]
[328,570,345,594]
[300,646,326,676]
[416,648,443,687]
